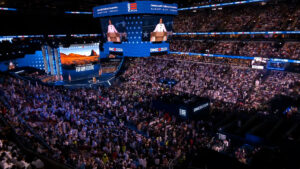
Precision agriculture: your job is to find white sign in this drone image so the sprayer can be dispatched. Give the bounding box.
[150,47,168,53]
[109,47,123,52]
[193,103,209,112]
[76,64,94,72]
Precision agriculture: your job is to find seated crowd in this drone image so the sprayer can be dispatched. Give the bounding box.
[1,54,300,168]
[124,56,299,111]
[173,2,300,32]
[158,54,252,67]
[190,0,245,6]
[170,40,300,60]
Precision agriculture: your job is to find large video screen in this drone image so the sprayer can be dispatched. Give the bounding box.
[142,15,173,42]
[59,43,101,82]
[100,15,173,43]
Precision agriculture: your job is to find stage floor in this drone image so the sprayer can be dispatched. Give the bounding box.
[55,73,115,88]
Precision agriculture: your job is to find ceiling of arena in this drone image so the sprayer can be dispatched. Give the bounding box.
[0,0,193,10]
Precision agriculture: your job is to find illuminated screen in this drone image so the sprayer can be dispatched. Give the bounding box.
[100,17,128,42]
[59,43,101,81]
[142,15,173,42]
[179,109,187,117]
[100,15,173,43]
[96,2,177,57]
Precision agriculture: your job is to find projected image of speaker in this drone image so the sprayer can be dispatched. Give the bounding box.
[107,19,121,42]
[101,17,127,43]
[143,16,173,42]
[150,18,168,42]
[93,1,178,57]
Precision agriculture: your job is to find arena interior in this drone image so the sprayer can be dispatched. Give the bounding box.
[0,0,300,168]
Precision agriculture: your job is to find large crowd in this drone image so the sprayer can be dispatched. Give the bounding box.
[0,0,299,168]
[173,2,300,32]
[190,0,246,6]
[0,54,299,168]
[170,40,300,59]
[124,56,300,111]
[0,101,45,169]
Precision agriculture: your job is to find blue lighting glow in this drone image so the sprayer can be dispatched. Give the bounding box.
[0,7,17,11]
[173,31,300,35]
[65,11,92,14]
[178,0,267,11]
[170,51,300,64]
[0,34,101,39]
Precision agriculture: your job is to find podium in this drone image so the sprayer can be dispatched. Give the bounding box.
[151,32,167,42]
[107,33,121,42]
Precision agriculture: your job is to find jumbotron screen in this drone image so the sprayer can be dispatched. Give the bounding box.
[59,43,101,81]
[100,15,174,42]
[94,1,178,57]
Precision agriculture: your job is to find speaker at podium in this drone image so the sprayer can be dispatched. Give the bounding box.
[94,1,178,57]
[150,18,168,42]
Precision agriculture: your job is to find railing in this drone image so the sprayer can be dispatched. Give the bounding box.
[1,80,53,151]
[170,51,300,64]
[17,116,53,151]
[178,0,267,11]
[168,155,181,169]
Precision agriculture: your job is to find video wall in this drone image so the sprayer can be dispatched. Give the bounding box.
[95,1,178,57]
[100,15,173,43]
[142,15,173,42]
[100,16,128,42]
[59,43,101,81]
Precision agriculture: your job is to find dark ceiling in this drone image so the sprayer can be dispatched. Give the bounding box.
[0,0,291,35]
[0,0,193,35]
[0,0,192,10]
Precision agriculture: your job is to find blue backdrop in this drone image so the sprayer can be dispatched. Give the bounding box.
[93,1,177,17]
